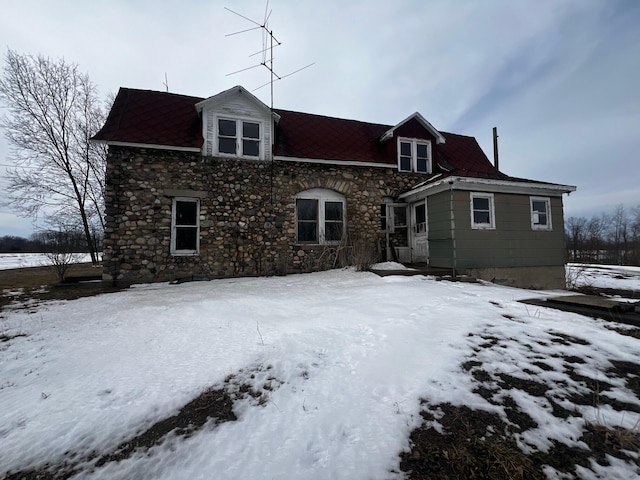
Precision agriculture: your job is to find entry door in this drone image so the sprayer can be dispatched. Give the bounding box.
[411,201,428,262]
[385,204,410,263]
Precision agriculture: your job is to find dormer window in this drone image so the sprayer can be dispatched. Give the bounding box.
[398,138,431,173]
[217,118,261,158]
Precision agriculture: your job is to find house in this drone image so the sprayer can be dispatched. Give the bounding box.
[92,85,576,289]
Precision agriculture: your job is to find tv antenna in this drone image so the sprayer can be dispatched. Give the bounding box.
[224,1,314,109]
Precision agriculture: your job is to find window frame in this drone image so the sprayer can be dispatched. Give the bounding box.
[216,117,262,159]
[470,192,495,230]
[171,197,200,255]
[295,189,346,245]
[397,137,432,173]
[530,196,552,231]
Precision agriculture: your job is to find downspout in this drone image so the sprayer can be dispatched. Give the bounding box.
[449,179,457,278]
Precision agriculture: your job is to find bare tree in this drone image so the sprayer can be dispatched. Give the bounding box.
[0,50,106,264]
[565,216,587,261]
[609,205,629,264]
[585,214,608,262]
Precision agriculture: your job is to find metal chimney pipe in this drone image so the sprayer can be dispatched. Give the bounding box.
[493,127,499,171]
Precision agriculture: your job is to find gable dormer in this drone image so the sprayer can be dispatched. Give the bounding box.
[195,85,280,160]
[380,112,446,174]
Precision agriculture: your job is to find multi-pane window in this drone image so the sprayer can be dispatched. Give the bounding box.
[470,193,495,229]
[296,189,345,244]
[531,197,552,230]
[171,198,199,254]
[217,119,260,158]
[398,138,431,173]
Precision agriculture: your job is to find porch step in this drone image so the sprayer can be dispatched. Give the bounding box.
[520,295,640,327]
[369,265,478,282]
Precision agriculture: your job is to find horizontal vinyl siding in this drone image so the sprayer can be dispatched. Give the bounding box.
[427,191,453,267]
[454,192,567,268]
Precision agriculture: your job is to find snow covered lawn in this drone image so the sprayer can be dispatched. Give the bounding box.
[0,253,94,271]
[1,269,639,479]
[567,263,640,292]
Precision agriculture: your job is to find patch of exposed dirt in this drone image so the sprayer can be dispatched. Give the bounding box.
[400,403,544,480]
[2,366,285,480]
[0,263,125,314]
[401,325,640,479]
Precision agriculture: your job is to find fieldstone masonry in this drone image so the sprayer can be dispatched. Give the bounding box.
[103,146,422,284]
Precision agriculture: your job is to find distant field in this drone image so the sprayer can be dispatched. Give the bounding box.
[0,253,94,271]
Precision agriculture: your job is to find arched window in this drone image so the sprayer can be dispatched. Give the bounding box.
[295,189,346,245]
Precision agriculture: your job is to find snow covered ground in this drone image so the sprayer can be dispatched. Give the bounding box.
[567,262,640,292]
[0,253,93,270]
[1,267,639,479]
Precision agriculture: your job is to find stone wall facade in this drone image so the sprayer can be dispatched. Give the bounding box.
[103,147,423,285]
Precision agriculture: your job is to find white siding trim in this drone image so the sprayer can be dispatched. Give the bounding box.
[274,155,395,169]
[94,140,201,152]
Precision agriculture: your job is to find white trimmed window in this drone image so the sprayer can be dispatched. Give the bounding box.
[397,137,431,173]
[217,118,261,158]
[470,192,495,229]
[171,197,200,255]
[530,197,552,230]
[296,189,345,245]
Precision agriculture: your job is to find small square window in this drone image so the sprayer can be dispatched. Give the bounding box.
[531,197,552,230]
[470,193,495,229]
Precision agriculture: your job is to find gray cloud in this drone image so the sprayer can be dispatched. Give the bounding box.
[0,0,638,236]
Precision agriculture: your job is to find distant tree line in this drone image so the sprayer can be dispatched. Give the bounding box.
[566,205,640,266]
[0,229,102,254]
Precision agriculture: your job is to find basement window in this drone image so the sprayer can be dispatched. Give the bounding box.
[171,197,199,255]
[470,192,495,230]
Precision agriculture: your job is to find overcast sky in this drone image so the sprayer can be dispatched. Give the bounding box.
[1,0,639,238]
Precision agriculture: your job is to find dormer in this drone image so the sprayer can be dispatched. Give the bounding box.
[195,85,280,160]
[380,112,446,174]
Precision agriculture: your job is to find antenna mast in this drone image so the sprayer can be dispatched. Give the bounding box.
[224,2,314,109]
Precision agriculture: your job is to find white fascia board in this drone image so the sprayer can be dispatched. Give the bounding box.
[274,155,396,169]
[93,139,201,153]
[400,176,577,201]
[380,112,446,144]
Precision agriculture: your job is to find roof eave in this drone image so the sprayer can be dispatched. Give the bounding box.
[400,176,577,201]
[91,139,202,152]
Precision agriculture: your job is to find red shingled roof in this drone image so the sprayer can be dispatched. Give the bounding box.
[93,88,203,149]
[93,88,504,180]
[273,109,391,163]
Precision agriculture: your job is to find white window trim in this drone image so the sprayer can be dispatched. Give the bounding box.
[295,188,346,245]
[397,137,432,173]
[216,116,263,159]
[530,196,552,231]
[171,197,200,255]
[470,192,495,230]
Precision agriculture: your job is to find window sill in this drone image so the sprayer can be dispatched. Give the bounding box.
[471,225,495,230]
